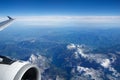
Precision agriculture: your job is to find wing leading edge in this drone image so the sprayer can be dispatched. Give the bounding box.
[0,16,14,31]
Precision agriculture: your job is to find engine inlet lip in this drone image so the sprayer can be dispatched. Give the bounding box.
[13,63,40,80]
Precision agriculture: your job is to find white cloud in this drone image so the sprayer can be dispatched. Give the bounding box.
[14,16,120,26]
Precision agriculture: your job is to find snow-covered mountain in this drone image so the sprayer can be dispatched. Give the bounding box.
[28,43,120,80]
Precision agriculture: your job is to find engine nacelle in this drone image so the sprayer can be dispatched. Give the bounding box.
[0,56,41,80]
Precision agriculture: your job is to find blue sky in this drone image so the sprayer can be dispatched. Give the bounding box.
[0,0,120,16]
[0,0,120,27]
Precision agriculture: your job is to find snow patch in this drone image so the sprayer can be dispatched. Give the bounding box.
[77,47,88,58]
[67,43,76,50]
[29,54,50,73]
[101,59,111,68]
[67,43,120,79]
[77,66,103,80]
[0,58,3,62]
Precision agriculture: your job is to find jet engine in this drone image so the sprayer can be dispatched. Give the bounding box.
[0,56,41,80]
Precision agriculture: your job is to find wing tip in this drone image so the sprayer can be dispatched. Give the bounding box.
[7,16,13,20]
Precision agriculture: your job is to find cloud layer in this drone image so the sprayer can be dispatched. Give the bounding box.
[15,16,120,26]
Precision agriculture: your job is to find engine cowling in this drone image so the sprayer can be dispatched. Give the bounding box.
[0,56,41,80]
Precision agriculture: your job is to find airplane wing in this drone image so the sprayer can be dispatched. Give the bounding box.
[0,16,41,80]
[0,16,14,31]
